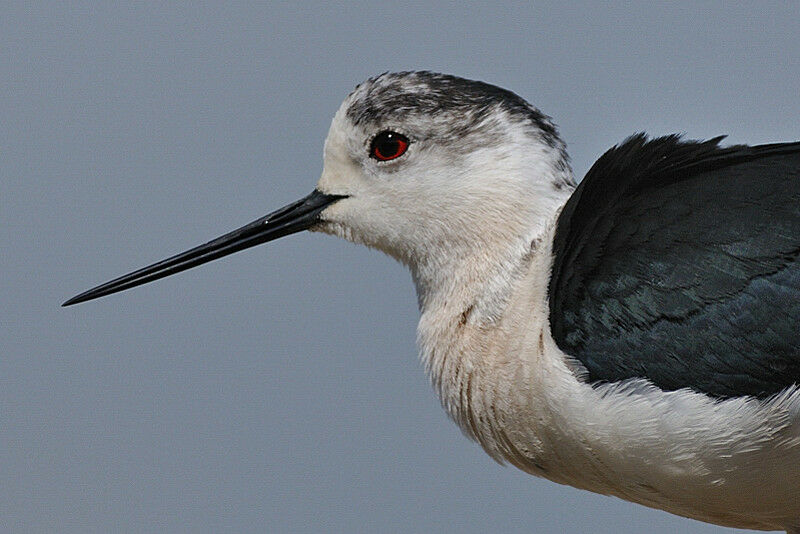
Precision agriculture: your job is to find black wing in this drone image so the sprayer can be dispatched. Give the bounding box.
[548,134,800,399]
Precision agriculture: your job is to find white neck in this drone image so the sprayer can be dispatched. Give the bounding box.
[410,177,572,453]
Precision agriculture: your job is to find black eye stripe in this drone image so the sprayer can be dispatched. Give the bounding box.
[370,131,410,161]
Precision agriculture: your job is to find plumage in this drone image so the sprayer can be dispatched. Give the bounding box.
[549,135,800,398]
[64,72,800,532]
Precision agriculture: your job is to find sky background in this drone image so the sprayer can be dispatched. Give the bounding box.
[3,3,800,533]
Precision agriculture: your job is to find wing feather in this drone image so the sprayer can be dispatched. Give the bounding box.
[548,135,800,398]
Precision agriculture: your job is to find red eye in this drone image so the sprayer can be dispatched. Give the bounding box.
[370,131,409,161]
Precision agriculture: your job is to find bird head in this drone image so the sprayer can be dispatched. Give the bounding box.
[63,72,573,306]
[314,72,573,268]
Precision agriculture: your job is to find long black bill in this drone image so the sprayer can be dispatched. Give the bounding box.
[63,190,345,307]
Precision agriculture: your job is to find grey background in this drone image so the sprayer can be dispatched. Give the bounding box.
[3,3,799,533]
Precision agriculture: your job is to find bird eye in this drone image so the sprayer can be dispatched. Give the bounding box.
[370,131,409,161]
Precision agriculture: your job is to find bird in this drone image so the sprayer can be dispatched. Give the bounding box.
[63,71,800,532]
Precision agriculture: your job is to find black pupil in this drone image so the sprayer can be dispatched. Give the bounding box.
[373,132,405,159]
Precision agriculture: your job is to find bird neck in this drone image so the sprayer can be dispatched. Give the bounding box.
[410,183,572,450]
